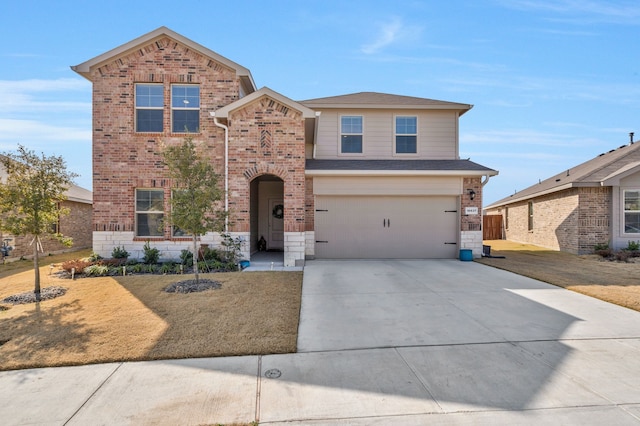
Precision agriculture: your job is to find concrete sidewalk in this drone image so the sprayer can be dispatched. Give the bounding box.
[2,260,640,425]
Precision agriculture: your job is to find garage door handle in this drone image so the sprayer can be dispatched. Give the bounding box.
[316,240,328,243]
[388,218,391,227]
[445,242,457,245]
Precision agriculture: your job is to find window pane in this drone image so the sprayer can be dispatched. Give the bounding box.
[625,213,640,233]
[396,116,416,134]
[625,191,640,211]
[172,85,200,108]
[341,135,362,153]
[172,110,200,133]
[136,85,163,107]
[396,135,417,153]
[136,109,163,132]
[341,116,362,134]
[137,213,164,237]
[136,190,164,212]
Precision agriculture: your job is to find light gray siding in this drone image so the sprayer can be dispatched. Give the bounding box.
[313,109,458,160]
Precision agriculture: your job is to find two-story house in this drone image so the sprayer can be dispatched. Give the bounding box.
[72,26,497,266]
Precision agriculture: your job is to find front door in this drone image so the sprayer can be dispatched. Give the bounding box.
[268,198,284,250]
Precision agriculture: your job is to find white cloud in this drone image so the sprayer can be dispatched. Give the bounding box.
[0,78,91,114]
[0,119,91,143]
[361,17,423,54]
[0,78,89,93]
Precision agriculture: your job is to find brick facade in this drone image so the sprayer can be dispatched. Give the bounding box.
[76,28,496,263]
[1,199,92,260]
[226,97,306,234]
[90,36,233,237]
[488,187,611,254]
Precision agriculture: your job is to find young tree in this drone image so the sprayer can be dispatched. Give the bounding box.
[0,145,77,301]
[162,136,226,283]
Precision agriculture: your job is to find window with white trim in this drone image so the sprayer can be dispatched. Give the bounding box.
[340,116,363,153]
[395,116,417,154]
[172,85,200,133]
[136,189,164,237]
[624,190,640,233]
[528,201,534,231]
[135,84,164,132]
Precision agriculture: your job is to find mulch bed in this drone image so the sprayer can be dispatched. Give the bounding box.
[1,286,67,305]
[164,279,222,294]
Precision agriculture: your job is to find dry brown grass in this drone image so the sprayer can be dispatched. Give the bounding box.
[0,250,302,371]
[477,240,640,312]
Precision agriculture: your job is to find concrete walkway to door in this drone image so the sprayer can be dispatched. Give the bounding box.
[268,259,640,424]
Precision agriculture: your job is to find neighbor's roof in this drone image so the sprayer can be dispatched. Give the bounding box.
[305,159,497,176]
[0,161,92,204]
[300,92,473,115]
[486,140,640,209]
[71,26,256,92]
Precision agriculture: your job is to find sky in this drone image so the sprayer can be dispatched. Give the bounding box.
[1,0,638,205]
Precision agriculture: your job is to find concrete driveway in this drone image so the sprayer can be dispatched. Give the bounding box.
[2,260,640,425]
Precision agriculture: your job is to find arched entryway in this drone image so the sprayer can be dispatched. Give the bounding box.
[249,174,284,259]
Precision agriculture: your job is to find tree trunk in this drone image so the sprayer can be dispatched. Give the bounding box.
[33,241,41,302]
[192,235,199,284]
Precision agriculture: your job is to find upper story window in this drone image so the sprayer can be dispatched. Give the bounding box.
[135,84,163,132]
[136,189,164,237]
[395,116,417,154]
[624,190,640,234]
[172,85,200,133]
[340,116,363,154]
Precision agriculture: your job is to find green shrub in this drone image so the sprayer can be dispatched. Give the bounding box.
[130,263,144,274]
[142,240,161,264]
[201,246,222,261]
[160,262,176,274]
[626,240,640,251]
[84,264,110,276]
[88,252,103,262]
[180,249,193,267]
[111,246,130,259]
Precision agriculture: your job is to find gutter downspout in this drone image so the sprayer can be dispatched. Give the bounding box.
[211,113,229,233]
[481,174,491,187]
[312,111,321,159]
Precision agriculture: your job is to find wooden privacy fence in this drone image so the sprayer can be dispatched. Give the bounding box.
[483,215,503,240]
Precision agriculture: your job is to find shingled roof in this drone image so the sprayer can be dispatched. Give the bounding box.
[486,141,640,209]
[306,159,497,175]
[300,92,473,114]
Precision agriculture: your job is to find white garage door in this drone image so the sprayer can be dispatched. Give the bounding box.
[314,195,458,259]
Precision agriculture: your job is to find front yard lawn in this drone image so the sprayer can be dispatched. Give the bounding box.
[477,240,640,312]
[0,250,302,371]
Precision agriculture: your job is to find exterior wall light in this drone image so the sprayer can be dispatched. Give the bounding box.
[467,189,476,200]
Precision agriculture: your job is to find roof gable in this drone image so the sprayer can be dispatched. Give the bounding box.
[487,141,640,208]
[299,92,473,114]
[212,87,316,119]
[71,26,256,92]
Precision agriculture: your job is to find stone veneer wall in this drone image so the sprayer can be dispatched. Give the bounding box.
[461,177,483,257]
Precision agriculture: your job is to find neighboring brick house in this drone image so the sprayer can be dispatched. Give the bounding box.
[71,27,497,266]
[0,163,92,260]
[485,139,640,254]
